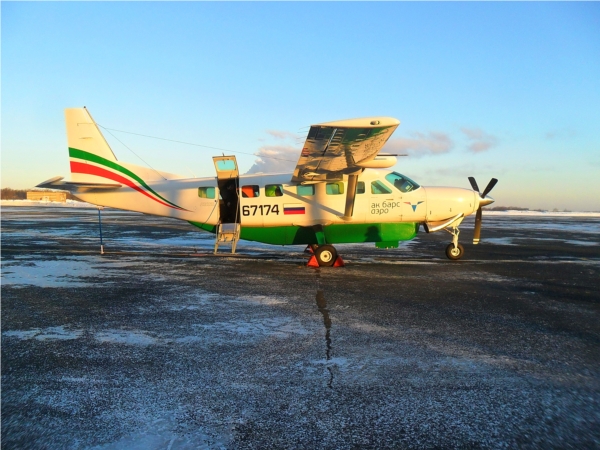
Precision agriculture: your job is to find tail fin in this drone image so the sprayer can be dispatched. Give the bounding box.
[66,108,118,182]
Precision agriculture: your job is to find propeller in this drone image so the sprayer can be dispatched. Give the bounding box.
[468,177,498,244]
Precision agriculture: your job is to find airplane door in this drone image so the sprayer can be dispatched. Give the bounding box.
[212,156,240,224]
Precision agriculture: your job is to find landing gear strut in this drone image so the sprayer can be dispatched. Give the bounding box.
[444,226,464,260]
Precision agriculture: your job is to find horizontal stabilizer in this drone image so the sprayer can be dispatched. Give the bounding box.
[423,213,464,233]
[36,176,122,192]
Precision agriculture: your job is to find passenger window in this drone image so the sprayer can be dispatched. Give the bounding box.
[198,187,215,199]
[371,180,392,195]
[326,182,344,195]
[356,182,365,194]
[297,185,315,196]
[265,184,284,197]
[241,185,260,198]
[385,172,420,193]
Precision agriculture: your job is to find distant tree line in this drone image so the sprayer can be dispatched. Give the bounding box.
[1,188,27,200]
[488,205,530,211]
[1,188,81,201]
[488,206,570,212]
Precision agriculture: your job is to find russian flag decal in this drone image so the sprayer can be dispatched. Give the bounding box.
[284,204,306,215]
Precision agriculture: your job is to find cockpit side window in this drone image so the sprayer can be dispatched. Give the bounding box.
[371,180,392,195]
[385,172,420,193]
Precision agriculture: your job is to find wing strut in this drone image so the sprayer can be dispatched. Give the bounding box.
[343,174,359,220]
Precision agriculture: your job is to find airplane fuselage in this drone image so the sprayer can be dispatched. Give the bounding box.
[72,168,478,247]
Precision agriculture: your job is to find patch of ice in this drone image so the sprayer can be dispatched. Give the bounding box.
[36,326,84,341]
[173,336,205,344]
[311,357,349,367]
[165,293,219,311]
[349,323,392,334]
[94,329,157,346]
[242,295,287,306]
[2,329,43,339]
[374,260,438,265]
[3,326,83,341]
[563,240,598,246]
[61,377,91,383]
[194,317,310,338]
[1,257,105,287]
[484,220,600,235]
[484,237,517,246]
[89,415,227,450]
[485,237,598,247]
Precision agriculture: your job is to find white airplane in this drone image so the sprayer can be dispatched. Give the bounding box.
[37,108,497,266]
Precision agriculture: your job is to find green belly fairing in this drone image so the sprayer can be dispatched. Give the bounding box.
[188,221,419,245]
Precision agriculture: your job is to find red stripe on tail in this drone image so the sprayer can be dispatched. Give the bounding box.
[70,162,181,210]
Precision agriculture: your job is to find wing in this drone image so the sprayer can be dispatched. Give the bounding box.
[291,117,400,183]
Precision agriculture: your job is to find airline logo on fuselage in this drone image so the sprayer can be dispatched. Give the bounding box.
[404,201,424,212]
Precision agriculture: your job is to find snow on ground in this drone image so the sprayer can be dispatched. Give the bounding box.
[485,210,600,217]
[2,199,96,208]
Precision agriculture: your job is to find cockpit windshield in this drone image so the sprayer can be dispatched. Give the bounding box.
[385,172,420,193]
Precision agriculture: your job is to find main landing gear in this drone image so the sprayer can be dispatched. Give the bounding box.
[444,226,464,260]
[306,244,345,267]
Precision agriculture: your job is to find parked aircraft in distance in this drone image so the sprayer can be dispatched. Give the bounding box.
[38,108,497,266]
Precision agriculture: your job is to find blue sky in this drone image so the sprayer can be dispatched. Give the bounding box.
[2,2,599,210]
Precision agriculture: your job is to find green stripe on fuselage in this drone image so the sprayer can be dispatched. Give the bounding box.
[188,221,419,245]
[69,148,181,208]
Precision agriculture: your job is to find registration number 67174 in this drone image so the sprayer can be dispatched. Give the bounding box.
[242,205,280,216]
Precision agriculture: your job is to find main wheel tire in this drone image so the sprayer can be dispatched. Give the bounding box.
[315,245,337,267]
[445,243,464,260]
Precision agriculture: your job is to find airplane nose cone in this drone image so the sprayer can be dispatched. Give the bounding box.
[479,195,495,207]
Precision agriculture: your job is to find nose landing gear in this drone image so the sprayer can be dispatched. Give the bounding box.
[445,226,464,260]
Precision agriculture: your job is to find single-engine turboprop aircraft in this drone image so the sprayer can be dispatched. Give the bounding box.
[37,108,498,266]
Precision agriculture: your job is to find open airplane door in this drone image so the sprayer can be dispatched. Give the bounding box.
[212,156,240,224]
[212,156,241,253]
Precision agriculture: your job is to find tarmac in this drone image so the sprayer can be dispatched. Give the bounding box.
[2,207,599,449]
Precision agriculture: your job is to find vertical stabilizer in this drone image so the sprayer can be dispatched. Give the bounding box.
[66,108,118,182]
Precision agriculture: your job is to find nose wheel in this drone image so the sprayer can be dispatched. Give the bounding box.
[444,226,464,260]
[445,242,464,260]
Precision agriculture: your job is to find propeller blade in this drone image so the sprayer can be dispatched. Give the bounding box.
[473,207,482,244]
[468,177,480,194]
[481,178,498,198]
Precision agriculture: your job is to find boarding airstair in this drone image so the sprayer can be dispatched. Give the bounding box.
[214,222,241,254]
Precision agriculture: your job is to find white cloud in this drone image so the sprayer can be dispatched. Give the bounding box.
[265,130,299,140]
[384,131,453,157]
[460,127,498,153]
[246,145,299,174]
